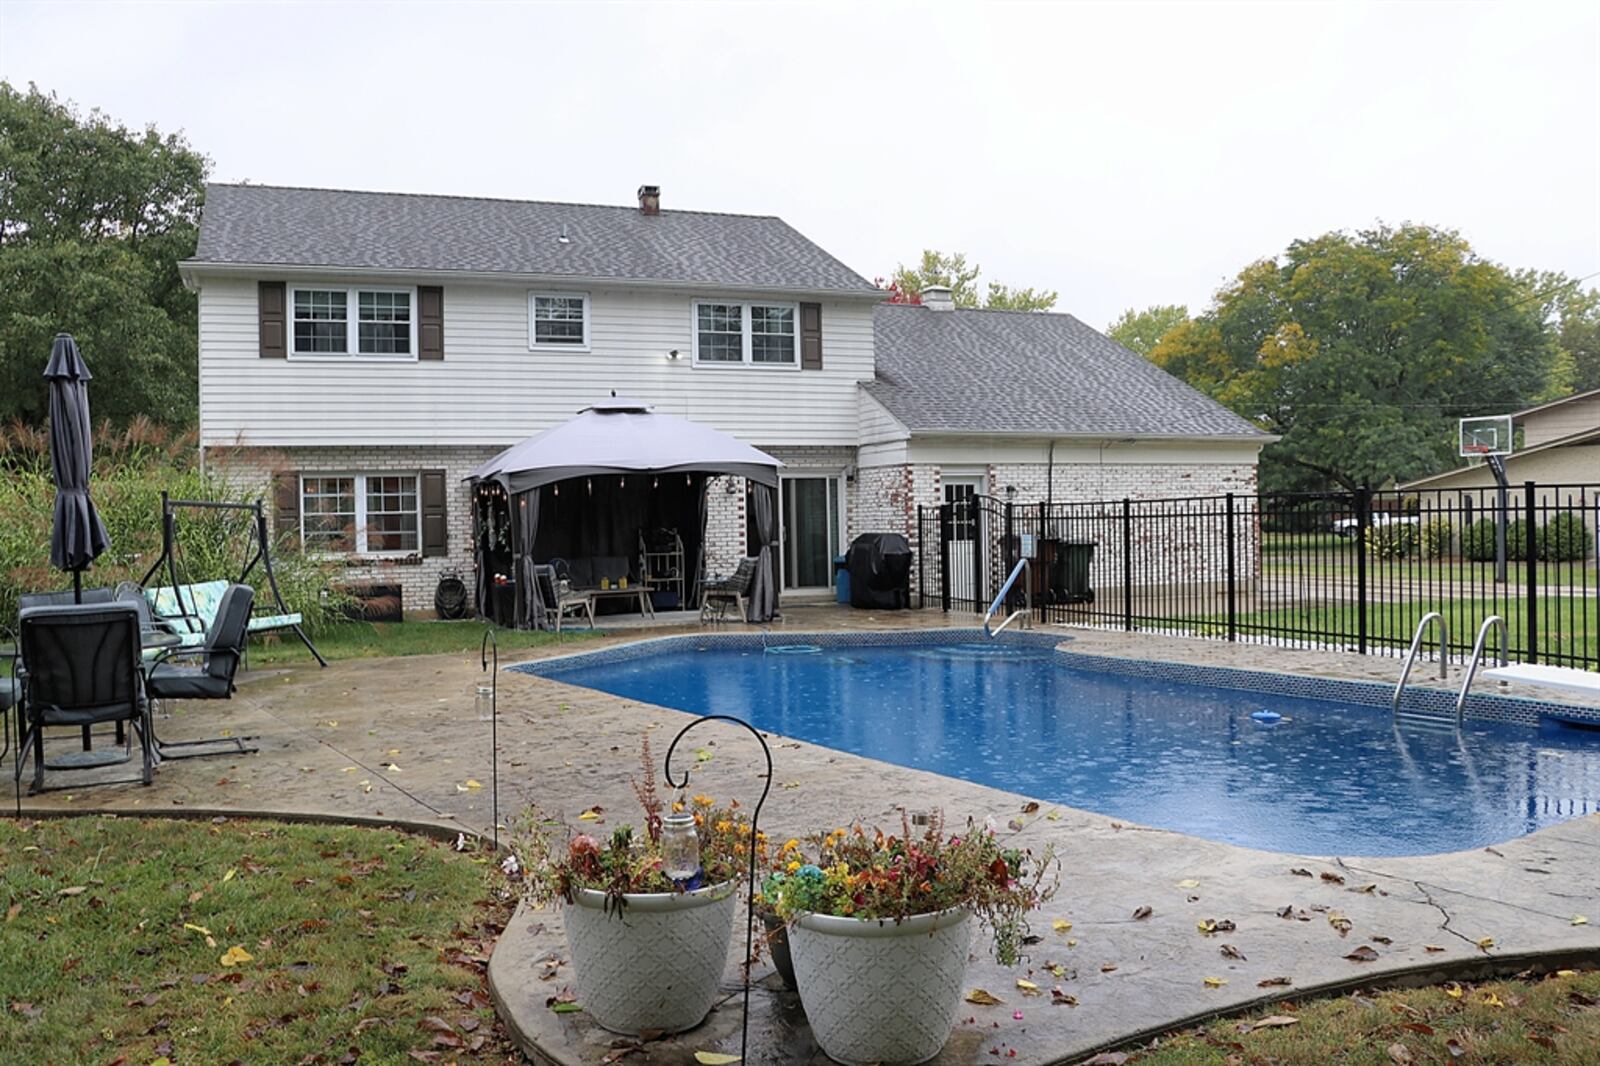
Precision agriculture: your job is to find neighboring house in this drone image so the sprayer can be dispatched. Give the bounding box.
[183,183,1270,614]
[1401,389,1600,495]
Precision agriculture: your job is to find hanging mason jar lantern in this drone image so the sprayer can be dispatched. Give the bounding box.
[660,790,701,884]
[475,683,494,722]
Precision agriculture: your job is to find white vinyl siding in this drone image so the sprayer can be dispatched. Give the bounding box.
[198,277,875,448]
[290,285,416,359]
[529,292,590,349]
[301,472,419,554]
[692,300,799,367]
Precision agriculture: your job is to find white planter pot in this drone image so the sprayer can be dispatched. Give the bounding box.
[788,907,972,1066]
[563,882,739,1036]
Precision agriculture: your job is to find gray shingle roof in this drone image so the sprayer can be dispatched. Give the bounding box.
[867,304,1268,439]
[190,184,879,294]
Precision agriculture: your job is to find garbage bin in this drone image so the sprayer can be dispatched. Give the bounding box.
[833,554,850,605]
[1045,541,1095,604]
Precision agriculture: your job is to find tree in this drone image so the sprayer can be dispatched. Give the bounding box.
[1107,304,1189,356]
[891,250,1057,311]
[1149,225,1557,492]
[0,82,208,428]
[1513,269,1600,396]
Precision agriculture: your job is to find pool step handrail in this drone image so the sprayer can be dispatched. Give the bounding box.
[1455,615,1508,725]
[1392,612,1448,720]
[983,558,1032,637]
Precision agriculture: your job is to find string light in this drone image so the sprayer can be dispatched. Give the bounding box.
[587,478,593,495]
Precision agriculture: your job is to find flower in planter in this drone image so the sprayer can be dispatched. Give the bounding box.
[761,811,1058,964]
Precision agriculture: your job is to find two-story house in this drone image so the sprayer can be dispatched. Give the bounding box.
[183,182,1268,615]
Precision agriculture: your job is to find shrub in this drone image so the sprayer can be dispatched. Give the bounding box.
[1,420,346,630]
[1421,518,1453,558]
[1461,517,1533,562]
[1539,512,1593,562]
[1368,522,1419,559]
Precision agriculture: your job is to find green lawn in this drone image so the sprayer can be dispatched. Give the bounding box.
[0,816,513,1063]
[1113,969,1600,1064]
[251,618,600,665]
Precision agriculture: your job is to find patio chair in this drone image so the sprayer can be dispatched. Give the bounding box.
[19,587,122,752]
[534,564,595,633]
[14,602,153,797]
[143,584,259,760]
[700,556,757,625]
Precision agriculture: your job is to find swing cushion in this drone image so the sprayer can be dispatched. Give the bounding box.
[145,581,302,639]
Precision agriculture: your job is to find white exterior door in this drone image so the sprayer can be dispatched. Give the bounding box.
[944,474,985,605]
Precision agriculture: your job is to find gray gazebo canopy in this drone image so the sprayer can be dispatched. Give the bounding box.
[467,399,781,492]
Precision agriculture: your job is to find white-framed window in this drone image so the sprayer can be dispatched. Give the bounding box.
[301,473,419,555]
[290,286,417,358]
[529,292,590,349]
[691,300,800,367]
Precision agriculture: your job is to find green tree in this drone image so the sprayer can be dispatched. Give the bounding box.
[0,82,207,427]
[891,250,1057,311]
[1513,269,1600,396]
[1107,304,1189,355]
[1149,225,1557,491]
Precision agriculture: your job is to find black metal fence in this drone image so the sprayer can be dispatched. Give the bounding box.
[916,483,1600,671]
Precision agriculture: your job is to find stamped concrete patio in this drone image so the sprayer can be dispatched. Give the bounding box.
[8,605,1600,1064]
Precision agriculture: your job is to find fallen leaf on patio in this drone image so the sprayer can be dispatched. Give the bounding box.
[219,945,254,967]
[1327,911,1352,937]
[1197,919,1217,935]
[965,989,1004,1006]
[1046,810,1061,821]
[223,868,236,883]
[693,1054,740,1065]
[1257,977,1291,988]
[780,781,801,790]
[360,781,372,794]
[1220,944,1246,961]
[1016,979,1041,996]
[1051,987,1077,1006]
[578,809,601,821]
[1203,976,1227,988]
[57,886,87,896]
[1370,935,1392,945]
[694,748,713,763]
[1177,879,1200,889]
[1425,945,1445,952]
[1387,1043,1413,1065]
[1020,801,1040,814]
[1344,945,1379,963]
[1131,906,1152,920]
[551,1002,582,1014]
[385,763,402,773]
[1067,939,1077,947]
[1476,936,1495,949]
[1100,963,1118,973]
[1349,883,1377,894]
[388,749,400,755]
[1007,819,1025,832]
[341,767,357,773]
[325,720,338,727]
[463,779,483,790]
[1444,982,1464,998]
[183,922,211,937]
[1051,919,1072,933]
[1571,915,1589,926]
[1289,868,1312,877]
[1248,1016,1298,1031]
[1320,872,1345,885]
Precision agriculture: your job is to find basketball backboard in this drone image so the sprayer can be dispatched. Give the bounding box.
[1459,415,1513,457]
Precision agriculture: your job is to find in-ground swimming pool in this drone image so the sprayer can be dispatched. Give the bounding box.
[523,637,1600,856]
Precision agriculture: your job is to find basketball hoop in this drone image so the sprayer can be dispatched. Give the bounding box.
[1459,416,1513,458]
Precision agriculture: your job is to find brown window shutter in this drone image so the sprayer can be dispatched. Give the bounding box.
[421,469,448,556]
[418,286,444,360]
[273,471,301,547]
[800,302,822,370]
[259,281,287,358]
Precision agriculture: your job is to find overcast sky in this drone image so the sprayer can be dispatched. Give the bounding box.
[2,0,1596,328]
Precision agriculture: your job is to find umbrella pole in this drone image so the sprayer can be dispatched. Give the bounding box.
[73,570,82,604]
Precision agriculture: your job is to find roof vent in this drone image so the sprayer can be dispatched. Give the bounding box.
[921,284,955,311]
[556,223,571,244]
[637,185,661,216]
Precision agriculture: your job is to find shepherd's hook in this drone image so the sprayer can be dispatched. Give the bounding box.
[480,629,499,851]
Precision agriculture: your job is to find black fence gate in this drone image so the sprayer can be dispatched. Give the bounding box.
[918,484,1600,671]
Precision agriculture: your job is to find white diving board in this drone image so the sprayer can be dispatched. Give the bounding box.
[1482,663,1600,697]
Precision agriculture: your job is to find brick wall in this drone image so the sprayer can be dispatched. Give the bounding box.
[210,444,499,617]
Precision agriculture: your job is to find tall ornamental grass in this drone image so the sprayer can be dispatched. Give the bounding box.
[1,418,345,630]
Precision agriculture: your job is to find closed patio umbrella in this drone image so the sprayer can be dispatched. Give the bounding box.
[44,333,110,600]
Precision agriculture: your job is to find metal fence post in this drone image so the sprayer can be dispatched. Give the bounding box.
[1121,497,1133,631]
[1356,485,1370,655]
[1525,481,1539,664]
[1225,492,1237,642]
[938,503,952,613]
[1003,498,1015,610]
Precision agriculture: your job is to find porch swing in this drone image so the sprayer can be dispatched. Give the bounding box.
[138,492,327,666]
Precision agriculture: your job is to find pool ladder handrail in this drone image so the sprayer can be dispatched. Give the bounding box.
[1392,612,1448,719]
[983,558,1032,637]
[1455,615,1508,724]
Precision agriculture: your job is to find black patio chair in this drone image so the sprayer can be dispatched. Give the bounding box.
[534,564,595,633]
[14,602,153,799]
[700,556,757,625]
[144,583,259,760]
[19,586,119,751]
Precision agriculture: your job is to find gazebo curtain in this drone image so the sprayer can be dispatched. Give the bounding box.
[748,483,779,622]
[515,488,546,629]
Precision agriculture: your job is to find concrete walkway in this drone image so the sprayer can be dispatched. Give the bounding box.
[7,606,1599,1064]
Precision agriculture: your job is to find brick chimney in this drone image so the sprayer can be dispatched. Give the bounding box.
[921,284,955,310]
[637,184,661,216]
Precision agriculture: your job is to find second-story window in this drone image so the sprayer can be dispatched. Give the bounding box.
[692,301,799,366]
[530,292,589,348]
[291,286,415,358]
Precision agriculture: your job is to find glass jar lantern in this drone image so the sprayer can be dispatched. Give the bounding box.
[660,809,701,883]
[475,683,494,722]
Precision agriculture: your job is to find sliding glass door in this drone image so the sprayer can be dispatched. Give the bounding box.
[780,475,841,590]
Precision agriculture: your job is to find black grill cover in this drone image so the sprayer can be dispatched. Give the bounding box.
[847,532,912,609]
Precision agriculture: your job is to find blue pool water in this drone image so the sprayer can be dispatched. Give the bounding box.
[534,642,1600,856]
